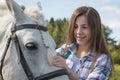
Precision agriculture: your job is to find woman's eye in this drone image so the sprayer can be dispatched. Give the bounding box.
[82,26,87,29]
[74,25,78,28]
[82,25,88,29]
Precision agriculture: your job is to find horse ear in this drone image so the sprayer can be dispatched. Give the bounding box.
[6,0,35,26]
[6,0,15,16]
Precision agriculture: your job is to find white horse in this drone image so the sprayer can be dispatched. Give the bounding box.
[0,0,69,80]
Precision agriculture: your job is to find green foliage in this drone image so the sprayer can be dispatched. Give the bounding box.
[102,25,117,45]
[102,24,120,64]
[112,50,120,64]
[47,18,69,48]
[109,64,120,80]
[111,42,120,64]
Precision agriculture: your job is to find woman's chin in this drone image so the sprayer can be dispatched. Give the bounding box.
[76,41,84,45]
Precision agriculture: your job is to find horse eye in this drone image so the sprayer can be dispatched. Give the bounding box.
[25,42,37,50]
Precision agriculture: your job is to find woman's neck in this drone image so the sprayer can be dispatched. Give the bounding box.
[76,45,90,58]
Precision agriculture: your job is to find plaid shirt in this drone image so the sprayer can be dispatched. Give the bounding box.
[56,43,111,80]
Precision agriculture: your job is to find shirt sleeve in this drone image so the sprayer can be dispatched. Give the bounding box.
[55,44,66,56]
[86,54,111,80]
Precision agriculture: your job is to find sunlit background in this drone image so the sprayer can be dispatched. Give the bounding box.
[16,0,120,44]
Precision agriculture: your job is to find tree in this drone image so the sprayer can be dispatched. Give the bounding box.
[102,24,117,46]
[47,18,69,48]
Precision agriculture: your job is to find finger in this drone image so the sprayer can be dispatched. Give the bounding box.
[53,61,66,68]
[55,56,65,61]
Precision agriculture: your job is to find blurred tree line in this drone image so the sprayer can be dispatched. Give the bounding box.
[47,18,69,47]
[47,17,120,64]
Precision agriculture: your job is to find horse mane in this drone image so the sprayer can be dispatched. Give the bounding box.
[24,2,45,26]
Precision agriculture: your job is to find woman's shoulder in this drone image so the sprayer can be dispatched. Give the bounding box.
[97,53,110,61]
[96,53,111,67]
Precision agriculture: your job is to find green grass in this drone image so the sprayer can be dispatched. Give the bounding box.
[109,64,120,80]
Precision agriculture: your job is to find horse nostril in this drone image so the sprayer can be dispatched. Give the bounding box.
[25,42,37,50]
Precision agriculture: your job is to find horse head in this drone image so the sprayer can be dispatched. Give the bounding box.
[0,0,69,80]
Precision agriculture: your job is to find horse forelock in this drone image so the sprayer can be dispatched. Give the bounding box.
[24,2,45,26]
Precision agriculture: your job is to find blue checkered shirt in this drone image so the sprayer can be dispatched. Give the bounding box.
[56,43,111,80]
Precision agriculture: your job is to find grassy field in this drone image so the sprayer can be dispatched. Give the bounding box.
[109,64,120,80]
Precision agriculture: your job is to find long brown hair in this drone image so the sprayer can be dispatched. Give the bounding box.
[66,6,114,76]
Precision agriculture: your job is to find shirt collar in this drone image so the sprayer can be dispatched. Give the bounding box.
[68,43,94,59]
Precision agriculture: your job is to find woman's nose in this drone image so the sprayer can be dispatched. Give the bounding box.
[76,28,82,34]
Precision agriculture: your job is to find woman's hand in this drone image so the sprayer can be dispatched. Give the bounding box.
[52,55,68,69]
[52,55,79,80]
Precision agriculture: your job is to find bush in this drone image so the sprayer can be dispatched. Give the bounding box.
[111,50,120,64]
[109,64,120,80]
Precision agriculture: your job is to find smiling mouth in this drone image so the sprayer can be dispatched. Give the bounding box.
[76,36,86,40]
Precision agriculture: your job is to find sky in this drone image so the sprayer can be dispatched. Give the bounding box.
[15,0,120,44]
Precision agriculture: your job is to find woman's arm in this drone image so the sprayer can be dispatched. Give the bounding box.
[52,55,79,80]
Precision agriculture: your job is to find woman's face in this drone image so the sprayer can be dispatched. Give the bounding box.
[74,15,91,46]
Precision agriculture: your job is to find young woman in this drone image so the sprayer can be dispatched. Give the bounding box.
[52,6,114,80]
